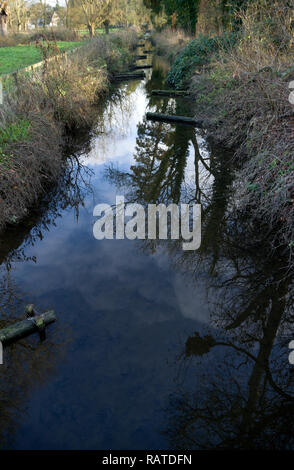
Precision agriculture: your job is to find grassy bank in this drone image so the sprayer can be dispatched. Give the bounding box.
[0,41,83,75]
[0,30,137,232]
[153,0,294,266]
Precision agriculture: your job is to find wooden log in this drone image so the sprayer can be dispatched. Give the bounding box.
[112,71,146,81]
[151,89,191,97]
[146,112,203,127]
[132,64,152,70]
[0,311,56,345]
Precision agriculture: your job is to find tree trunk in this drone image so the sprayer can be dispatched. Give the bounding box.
[0,311,56,345]
[104,20,109,34]
[65,0,70,29]
[171,12,177,32]
[146,112,203,127]
[88,23,95,37]
[0,15,8,37]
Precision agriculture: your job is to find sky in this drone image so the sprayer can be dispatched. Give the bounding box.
[46,0,66,6]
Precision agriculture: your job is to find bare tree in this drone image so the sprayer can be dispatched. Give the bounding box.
[10,0,28,31]
[80,0,118,36]
[0,1,8,36]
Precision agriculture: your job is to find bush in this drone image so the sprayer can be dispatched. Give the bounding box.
[0,29,82,47]
[0,99,62,230]
[166,32,238,89]
[29,29,81,43]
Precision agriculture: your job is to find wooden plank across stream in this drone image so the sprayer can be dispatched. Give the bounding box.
[0,310,56,345]
[146,112,203,127]
[132,64,153,70]
[112,71,146,81]
[151,89,191,97]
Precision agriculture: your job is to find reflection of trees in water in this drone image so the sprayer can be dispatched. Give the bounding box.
[163,223,294,449]
[0,79,150,449]
[96,84,137,136]
[85,82,144,165]
[106,57,294,447]
[130,119,192,204]
[106,113,231,265]
[106,99,218,207]
[0,151,93,269]
[106,55,230,230]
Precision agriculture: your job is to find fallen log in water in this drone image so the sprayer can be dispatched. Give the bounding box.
[146,112,203,127]
[112,71,146,81]
[132,64,153,70]
[151,89,191,97]
[0,310,56,345]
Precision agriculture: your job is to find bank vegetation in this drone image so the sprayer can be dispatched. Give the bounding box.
[0,29,137,232]
[153,0,294,268]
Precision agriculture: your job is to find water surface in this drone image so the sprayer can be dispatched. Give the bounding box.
[1,48,294,450]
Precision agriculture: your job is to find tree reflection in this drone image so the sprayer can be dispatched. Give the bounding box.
[163,221,294,450]
[105,56,294,448]
[130,119,192,204]
[0,149,93,269]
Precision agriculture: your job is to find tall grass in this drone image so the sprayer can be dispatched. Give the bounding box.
[199,1,294,261]
[0,30,138,232]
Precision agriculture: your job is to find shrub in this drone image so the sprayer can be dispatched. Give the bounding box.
[166,32,238,89]
[29,29,81,43]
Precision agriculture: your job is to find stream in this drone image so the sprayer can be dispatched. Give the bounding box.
[0,45,294,450]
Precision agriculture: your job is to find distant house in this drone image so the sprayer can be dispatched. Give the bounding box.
[26,22,36,30]
[49,12,60,28]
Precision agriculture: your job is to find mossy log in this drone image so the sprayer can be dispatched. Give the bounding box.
[151,89,191,97]
[146,112,203,127]
[0,311,56,345]
[112,71,146,81]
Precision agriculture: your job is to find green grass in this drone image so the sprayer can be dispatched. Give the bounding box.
[0,118,31,167]
[0,41,83,75]
[78,28,120,36]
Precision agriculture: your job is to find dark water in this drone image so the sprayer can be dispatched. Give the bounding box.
[1,47,294,450]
